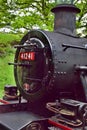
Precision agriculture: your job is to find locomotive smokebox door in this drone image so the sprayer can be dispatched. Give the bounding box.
[14,30,53,102]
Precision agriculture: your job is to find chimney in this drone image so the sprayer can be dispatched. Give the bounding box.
[51,4,80,35]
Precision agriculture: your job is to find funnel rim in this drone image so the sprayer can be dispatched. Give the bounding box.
[51,4,80,13]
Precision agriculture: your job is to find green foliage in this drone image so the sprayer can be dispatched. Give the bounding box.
[0,33,21,43]
[0,0,87,36]
[0,33,22,56]
[0,0,55,31]
[0,53,16,98]
[0,33,22,98]
[75,0,87,36]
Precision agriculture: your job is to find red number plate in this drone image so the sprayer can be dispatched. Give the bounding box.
[20,52,35,61]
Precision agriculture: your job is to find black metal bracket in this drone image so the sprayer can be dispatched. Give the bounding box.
[14,43,37,48]
[62,43,87,51]
[8,62,32,67]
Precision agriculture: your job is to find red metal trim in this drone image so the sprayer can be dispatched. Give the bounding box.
[48,119,73,130]
[0,99,10,104]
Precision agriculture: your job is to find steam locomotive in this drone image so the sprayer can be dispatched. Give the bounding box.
[0,3,87,130]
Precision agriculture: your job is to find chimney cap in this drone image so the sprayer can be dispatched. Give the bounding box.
[51,4,80,13]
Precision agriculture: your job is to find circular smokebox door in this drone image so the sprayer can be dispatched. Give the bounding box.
[14,30,53,102]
